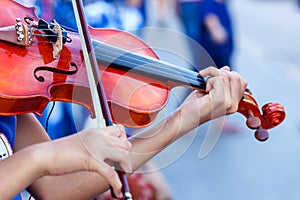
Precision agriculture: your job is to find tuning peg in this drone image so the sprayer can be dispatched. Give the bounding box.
[246,110,261,129]
[254,127,269,142]
[245,110,269,142]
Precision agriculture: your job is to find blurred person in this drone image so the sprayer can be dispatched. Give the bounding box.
[177,0,206,44]
[202,0,234,69]
[177,0,238,134]
[177,0,234,69]
[176,0,213,71]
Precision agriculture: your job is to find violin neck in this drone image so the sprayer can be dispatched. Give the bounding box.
[92,40,206,91]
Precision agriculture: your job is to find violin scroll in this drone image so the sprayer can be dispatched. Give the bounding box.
[238,89,285,141]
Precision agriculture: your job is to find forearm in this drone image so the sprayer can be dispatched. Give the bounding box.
[129,111,181,167]
[0,144,45,199]
[129,96,211,170]
[29,171,110,200]
[27,139,111,200]
[13,114,108,199]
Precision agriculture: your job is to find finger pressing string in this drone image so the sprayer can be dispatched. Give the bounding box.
[220,66,230,71]
[200,66,222,77]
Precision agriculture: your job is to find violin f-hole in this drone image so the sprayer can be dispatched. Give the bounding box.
[34,62,78,82]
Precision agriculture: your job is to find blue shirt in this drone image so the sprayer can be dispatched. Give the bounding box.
[0,116,21,200]
[0,116,17,148]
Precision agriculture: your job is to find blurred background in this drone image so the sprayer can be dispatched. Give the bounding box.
[16,0,300,199]
[150,0,300,200]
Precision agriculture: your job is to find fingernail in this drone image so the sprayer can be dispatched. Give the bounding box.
[117,191,123,199]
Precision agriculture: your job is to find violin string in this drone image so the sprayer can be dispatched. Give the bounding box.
[59,25,78,33]
[34,34,50,37]
[95,41,200,80]
[100,42,201,81]
[92,41,205,88]
[95,48,201,87]
[34,24,77,33]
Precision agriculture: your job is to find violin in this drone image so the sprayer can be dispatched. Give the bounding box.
[0,0,285,145]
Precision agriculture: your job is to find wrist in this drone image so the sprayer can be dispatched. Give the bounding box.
[175,97,211,136]
[27,142,53,178]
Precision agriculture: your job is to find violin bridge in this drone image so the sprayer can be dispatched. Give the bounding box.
[51,21,63,59]
[0,18,33,46]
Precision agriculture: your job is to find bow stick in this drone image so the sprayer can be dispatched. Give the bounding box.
[71,0,132,199]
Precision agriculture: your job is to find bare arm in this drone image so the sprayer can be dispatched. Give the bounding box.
[0,114,131,200]
[130,67,246,168]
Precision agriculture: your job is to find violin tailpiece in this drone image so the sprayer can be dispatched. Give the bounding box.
[0,18,33,46]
